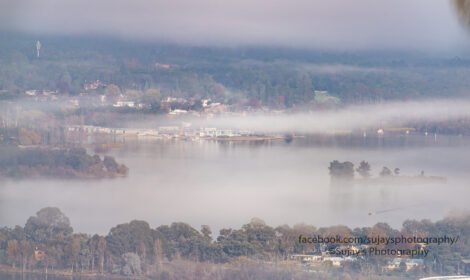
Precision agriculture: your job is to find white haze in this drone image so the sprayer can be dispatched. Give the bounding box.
[127,99,470,134]
[1,100,470,233]
[1,136,469,234]
[0,0,468,51]
[296,63,389,74]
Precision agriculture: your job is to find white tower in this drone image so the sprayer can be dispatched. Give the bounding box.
[36,41,41,58]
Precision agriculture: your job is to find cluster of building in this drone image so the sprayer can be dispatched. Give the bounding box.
[288,244,427,272]
[24,89,59,101]
[384,258,425,272]
[23,86,231,117]
[289,252,426,271]
[66,124,258,142]
[83,80,106,91]
[289,253,356,268]
[22,74,283,117]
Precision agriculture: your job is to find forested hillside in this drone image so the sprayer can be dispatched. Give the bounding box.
[2,33,470,107]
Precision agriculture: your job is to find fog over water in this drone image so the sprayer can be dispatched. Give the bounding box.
[186,99,470,134]
[1,134,469,234]
[2,100,470,233]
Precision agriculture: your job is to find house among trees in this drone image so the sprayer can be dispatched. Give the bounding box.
[34,247,46,261]
[384,258,424,272]
[289,254,322,264]
[461,259,470,275]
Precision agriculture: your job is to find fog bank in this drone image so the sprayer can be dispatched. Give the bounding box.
[0,0,468,51]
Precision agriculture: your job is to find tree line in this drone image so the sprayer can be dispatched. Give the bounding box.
[0,207,469,279]
[329,160,405,180]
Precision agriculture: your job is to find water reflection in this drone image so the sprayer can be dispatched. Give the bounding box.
[0,134,469,234]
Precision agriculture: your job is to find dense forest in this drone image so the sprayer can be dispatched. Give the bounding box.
[0,207,469,279]
[2,32,470,108]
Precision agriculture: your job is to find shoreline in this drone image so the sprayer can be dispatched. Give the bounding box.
[0,266,144,279]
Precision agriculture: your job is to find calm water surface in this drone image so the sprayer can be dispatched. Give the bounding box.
[0,134,469,234]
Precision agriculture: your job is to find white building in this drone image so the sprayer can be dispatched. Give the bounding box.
[168,109,188,115]
[289,254,322,263]
[113,101,135,108]
[385,258,424,272]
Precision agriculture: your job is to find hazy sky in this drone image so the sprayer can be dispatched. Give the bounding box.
[1,0,469,51]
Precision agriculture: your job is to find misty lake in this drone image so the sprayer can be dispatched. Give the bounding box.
[1,133,469,234]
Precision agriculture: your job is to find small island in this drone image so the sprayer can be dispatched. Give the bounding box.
[328,160,447,186]
[0,146,128,179]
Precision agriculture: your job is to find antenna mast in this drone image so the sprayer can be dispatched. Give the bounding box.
[36,41,41,58]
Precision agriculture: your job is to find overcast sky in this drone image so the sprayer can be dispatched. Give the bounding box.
[1,0,469,51]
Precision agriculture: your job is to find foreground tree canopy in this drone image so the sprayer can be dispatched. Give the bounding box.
[0,207,469,279]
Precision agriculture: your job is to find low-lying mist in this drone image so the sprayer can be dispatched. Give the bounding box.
[1,133,469,235]
[124,99,470,134]
[1,98,470,234]
[7,98,470,134]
